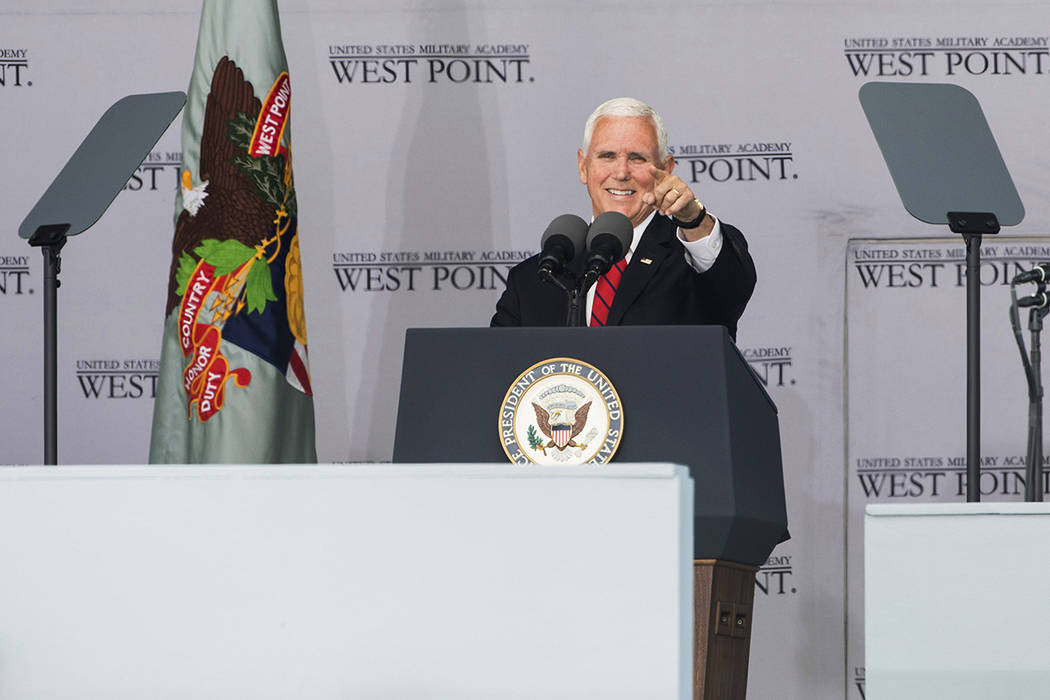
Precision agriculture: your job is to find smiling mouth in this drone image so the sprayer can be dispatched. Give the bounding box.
[606,188,635,196]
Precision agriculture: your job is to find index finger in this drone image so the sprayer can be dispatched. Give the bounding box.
[648,164,669,181]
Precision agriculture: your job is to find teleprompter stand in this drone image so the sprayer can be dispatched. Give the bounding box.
[860,82,1025,502]
[18,92,186,464]
[392,325,789,699]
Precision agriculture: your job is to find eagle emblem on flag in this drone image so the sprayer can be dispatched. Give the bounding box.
[166,57,310,421]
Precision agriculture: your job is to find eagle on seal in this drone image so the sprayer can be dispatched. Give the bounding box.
[532,401,591,452]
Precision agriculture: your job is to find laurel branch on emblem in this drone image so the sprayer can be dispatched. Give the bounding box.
[526,424,545,451]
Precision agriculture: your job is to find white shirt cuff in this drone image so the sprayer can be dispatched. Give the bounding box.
[677,216,723,273]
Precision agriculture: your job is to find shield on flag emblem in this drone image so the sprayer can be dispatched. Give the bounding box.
[552,425,571,449]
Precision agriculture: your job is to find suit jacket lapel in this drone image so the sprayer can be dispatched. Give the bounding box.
[606,216,673,326]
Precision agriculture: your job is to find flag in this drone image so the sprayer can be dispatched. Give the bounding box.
[149,0,316,463]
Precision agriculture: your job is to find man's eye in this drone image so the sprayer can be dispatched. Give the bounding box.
[629,154,647,162]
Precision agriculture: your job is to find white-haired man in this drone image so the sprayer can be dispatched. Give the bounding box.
[490,97,756,339]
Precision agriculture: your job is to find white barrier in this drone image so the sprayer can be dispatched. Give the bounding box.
[0,463,693,699]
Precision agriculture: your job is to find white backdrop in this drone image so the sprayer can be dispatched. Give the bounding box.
[4,2,1050,698]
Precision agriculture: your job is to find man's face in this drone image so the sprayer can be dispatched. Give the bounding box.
[577,116,674,228]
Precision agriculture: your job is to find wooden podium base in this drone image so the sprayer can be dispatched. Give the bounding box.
[693,559,758,700]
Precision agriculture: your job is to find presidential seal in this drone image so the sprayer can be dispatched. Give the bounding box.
[499,357,624,465]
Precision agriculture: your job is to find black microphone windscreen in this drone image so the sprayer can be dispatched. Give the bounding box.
[540,214,588,259]
[587,211,633,260]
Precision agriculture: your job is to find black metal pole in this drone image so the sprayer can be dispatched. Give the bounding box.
[538,268,584,327]
[568,287,583,327]
[949,213,1000,502]
[41,245,59,465]
[28,224,68,466]
[964,233,982,502]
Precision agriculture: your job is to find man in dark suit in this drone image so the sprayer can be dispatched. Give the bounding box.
[490,97,756,340]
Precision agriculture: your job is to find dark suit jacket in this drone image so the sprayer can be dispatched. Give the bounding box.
[490,215,756,339]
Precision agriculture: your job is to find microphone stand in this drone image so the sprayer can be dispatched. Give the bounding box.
[537,260,609,328]
[1025,285,1048,501]
[538,268,585,327]
[580,268,601,293]
[1010,281,1047,501]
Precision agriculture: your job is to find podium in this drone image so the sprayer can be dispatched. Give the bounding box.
[393,325,789,699]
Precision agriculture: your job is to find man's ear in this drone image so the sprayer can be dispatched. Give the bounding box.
[664,155,675,174]
[577,149,587,184]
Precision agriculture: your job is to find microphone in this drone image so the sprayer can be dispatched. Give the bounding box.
[1017,292,1050,309]
[1012,263,1050,285]
[583,211,633,286]
[537,214,588,280]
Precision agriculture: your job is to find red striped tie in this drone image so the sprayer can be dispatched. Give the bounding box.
[590,257,626,326]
